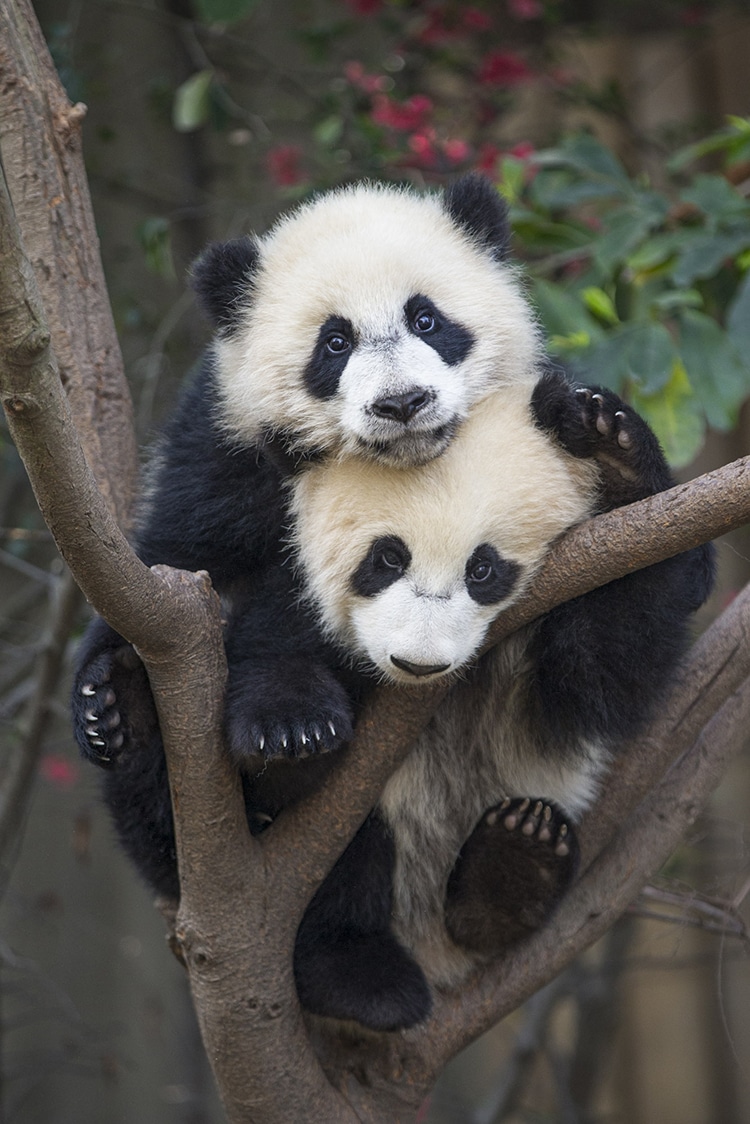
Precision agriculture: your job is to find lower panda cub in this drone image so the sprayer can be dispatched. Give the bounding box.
[285,373,713,1027]
[72,373,713,1033]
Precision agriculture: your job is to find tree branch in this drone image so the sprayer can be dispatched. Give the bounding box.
[0,0,137,527]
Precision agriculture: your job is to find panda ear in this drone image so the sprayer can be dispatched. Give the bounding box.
[190,237,261,334]
[443,174,511,262]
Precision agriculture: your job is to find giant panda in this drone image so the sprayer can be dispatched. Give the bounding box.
[283,374,713,1026]
[70,174,714,1033]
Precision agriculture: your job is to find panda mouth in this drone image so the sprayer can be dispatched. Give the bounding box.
[359,417,460,467]
[390,656,452,679]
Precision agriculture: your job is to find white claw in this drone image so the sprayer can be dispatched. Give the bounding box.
[328,722,336,738]
[92,738,106,748]
[300,733,308,746]
[259,735,265,752]
[85,709,97,722]
[86,727,98,738]
[82,685,95,697]
[281,735,288,749]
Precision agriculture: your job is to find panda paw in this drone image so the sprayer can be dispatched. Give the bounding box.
[445,797,579,954]
[224,660,355,762]
[532,371,671,500]
[71,645,145,768]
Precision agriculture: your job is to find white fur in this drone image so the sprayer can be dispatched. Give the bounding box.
[212,182,541,462]
[290,383,604,985]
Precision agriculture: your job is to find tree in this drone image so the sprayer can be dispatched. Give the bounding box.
[2,1,750,1120]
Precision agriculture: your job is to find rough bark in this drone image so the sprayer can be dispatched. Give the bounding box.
[0,0,137,529]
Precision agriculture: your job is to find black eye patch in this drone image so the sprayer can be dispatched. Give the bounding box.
[351,535,411,598]
[404,294,474,366]
[304,315,356,400]
[464,544,520,605]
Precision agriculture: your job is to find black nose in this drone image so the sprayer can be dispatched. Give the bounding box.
[390,656,451,678]
[371,390,431,423]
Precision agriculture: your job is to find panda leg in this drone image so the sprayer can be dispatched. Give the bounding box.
[445,798,579,953]
[294,812,432,1031]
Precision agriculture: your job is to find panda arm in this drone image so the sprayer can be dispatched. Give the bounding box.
[222,562,360,761]
[530,371,715,748]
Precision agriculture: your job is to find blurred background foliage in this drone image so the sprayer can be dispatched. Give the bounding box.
[2,0,750,1121]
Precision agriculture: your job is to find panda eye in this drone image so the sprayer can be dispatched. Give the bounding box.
[325,333,350,355]
[376,546,405,572]
[468,559,493,583]
[412,309,436,334]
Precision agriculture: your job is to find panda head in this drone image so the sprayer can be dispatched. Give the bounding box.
[192,175,542,467]
[289,385,598,683]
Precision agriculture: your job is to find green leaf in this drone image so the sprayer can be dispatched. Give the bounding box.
[535,132,630,186]
[173,70,213,132]
[193,0,259,22]
[581,287,619,325]
[136,217,175,280]
[678,308,750,430]
[727,269,750,352]
[630,360,705,468]
[576,320,676,394]
[672,228,750,286]
[593,206,663,274]
[314,115,344,147]
[680,174,747,221]
[531,279,604,344]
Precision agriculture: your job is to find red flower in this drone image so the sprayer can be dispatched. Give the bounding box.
[477,142,502,175]
[407,129,439,168]
[266,145,305,187]
[443,138,470,165]
[462,7,493,32]
[39,754,79,790]
[342,0,383,14]
[508,0,543,18]
[509,140,535,160]
[478,50,533,87]
[371,94,433,133]
[344,61,388,93]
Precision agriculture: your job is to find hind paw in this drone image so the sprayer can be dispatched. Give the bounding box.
[446,797,579,953]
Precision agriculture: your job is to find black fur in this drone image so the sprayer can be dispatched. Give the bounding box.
[404,295,475,365]
[303,315,355,400]
[464,545,520,605]
[446,798,579,951]
[443,173,511,261]
[191,238,260,335]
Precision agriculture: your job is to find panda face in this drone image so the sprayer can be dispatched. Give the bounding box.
[202,179,542,467]
[289,385,599,683]
[348,534,522,681]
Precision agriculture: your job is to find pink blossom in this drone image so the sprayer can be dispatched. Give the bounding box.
[371,93,433,133]
[509,140,535,159]
[344,61,388,93]
[508,0,543,19]
[478,50,533,87]
[443,137,471,165]
[407,130,439,168]
[462,7,493,31]
[40,754,79,790]
[266,145,305,187]
[476,142,502,174]
[342,0,383,15]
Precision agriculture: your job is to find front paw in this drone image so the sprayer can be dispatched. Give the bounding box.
[71,645,142,767]
[533,371,670,500]
[446,797,579,954]
[224,660,355,762]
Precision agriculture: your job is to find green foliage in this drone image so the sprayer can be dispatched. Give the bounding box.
[510,125,750,465]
